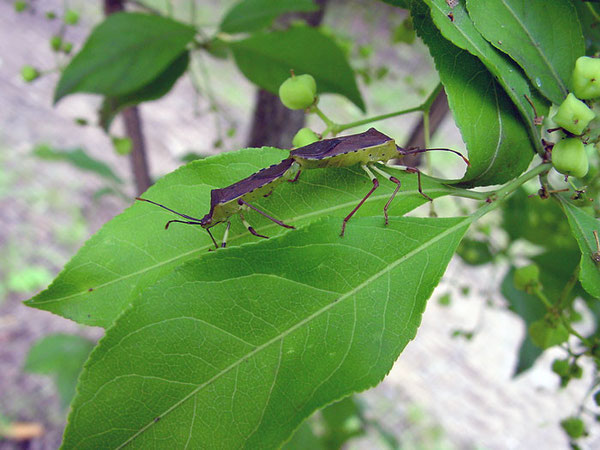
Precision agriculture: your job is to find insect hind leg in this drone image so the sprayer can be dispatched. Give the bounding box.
[370,164,401,225]
[341,164,380,237]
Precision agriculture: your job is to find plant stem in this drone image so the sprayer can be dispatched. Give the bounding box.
[557,264,581,309]
[586,2,600,22]
[316,83,444,135]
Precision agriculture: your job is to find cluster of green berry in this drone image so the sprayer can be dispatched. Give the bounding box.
[277,73,321,147]
[551,57,600,179]
[17,2,79,83]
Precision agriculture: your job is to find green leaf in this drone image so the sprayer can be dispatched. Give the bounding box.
[62,215,469,448]
[421,0,546,145]
[466,0,583,105]
[229,25,365,111]
[574,2,600,55]
[502,187,576,249]
[33,144,123,183]
[99,51,190,131]
[26,147,457,328]
[380,0,410,8]
[54,13,196,103]
[220,0,318,34]
[456,238,493,265]
[24,334,95,408]
[320,396,365,448]
[412,2,534,186]
[559,198,600,299]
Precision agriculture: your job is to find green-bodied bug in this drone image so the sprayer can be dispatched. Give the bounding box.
[137,158,300,249]
[289,128,469,235]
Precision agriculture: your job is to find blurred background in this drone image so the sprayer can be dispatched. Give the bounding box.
[0,0,597,448]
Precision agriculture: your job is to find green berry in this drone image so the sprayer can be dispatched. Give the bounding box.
[278,74,317,110]
[513,264,540,291]
[572,56,600,100]
[14,1,27,12]
[292,128,319,147]
[62,42,73,54]
[560,417,585,439]
[529,319,569,349]
[21,65,39,83]
[64,9,79,25]
[552,138,589,178]
[111,136,132,155]
[46,11,56,20]
[551,358,570,377]
[50,35,62,52]
[553,93,596,135]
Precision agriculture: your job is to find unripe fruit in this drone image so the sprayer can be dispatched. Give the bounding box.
[513,264,540,290]
[292,128,319,147]
[62,42,73,54]
[64,9,79,25]
[560,417,585,439]
[552,138,589,178]
[551,358,570,377]
[278,74,317,110]
[50,35,62,52]
[573,56,600,100]
[553,93,596,135]
[529,319,569,349]
[14,1,27,12]
[21,65,39,83]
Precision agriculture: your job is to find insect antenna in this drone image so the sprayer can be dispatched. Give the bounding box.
[136,197,204,222]
[399,147,471,167]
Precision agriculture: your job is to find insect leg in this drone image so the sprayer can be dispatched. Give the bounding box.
[237,199,295,229]
[404,167,433,202]
[205,226,219,250]
[370,164,401,225]
[341,164,380,237]
[239,212,269,239]
[220,221,231,248]
[287,169,302,183]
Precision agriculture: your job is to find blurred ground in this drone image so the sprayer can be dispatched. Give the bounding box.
[0,1,597,449]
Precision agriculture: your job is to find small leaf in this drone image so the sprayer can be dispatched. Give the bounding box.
[421,0,546,145]
[111,136,132,156]
[456,238,493,265]
[99,51,190,131]
[559,198,600,299]
[24,334,95,408]
[33,144,122,183]
[26,147,456,328]
[220,0,318,34]
[467,0,584,104]
[54,13,195,103]
[574,2,600,55]
[229,25,365,111]
[62,216,469,448]
[412,2,534,186]
[529,319,569,349]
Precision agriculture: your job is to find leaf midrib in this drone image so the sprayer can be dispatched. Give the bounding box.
[114,216,470,448]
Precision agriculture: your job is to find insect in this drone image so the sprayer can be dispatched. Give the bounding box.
[137,158,300,249]
[289,128,469,236]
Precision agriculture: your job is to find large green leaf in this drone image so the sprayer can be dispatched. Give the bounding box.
[220,0,318,34]
[54,13,196,103]
[412,2,534,186]
[62,215,469,448]
[560,198,600,299]
[229,25,365,111]
[24,334,95,408]
[99,51,190,131]
[574,1,600,54]
[421,0,546,146]
[466,0,583,105]
[26,147,458,328]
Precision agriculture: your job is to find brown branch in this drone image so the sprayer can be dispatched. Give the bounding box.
[103,0,152,195]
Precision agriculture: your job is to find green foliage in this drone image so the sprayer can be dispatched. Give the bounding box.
[230,26,365,111]
[20,65,39,83]
[100,51,190,131]
[220,0,318,34]
[24,334,95,408]
[61,216,468,447]
[64,9,79,26]
[33,144,122,184]
[467,0,583,104]
[412,1,536,186]
[54,13,196,102]
[560,417,586,439]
